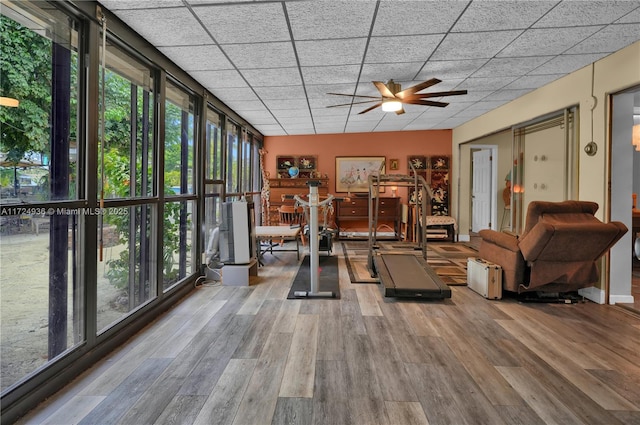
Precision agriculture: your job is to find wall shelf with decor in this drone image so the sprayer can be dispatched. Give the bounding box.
[267,177,329,224]
[276,155,317,179]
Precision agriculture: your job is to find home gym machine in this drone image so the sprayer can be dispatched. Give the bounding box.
[367,163,451,299]
[292,180,336,298]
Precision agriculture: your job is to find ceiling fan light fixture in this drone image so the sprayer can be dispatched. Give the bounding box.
[382,99,402,112]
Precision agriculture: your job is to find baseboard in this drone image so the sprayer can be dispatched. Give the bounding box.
[578,286,605,304]
[609,294,635,304]
[458,234,470,242]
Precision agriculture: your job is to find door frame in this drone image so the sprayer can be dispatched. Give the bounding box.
[608,87,639,305]
[464,144,498,241]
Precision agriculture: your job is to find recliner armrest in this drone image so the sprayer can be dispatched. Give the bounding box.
[478,229,519,252]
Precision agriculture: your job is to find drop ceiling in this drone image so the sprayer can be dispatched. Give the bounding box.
[98,0,640,136]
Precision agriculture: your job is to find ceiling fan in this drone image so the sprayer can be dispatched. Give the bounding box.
[327,78,467,115]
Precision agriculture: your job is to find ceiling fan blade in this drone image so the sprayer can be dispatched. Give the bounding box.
[327,92,381,99]
[373,81,395,98]
[395,78,441,99]
[326,99,380,108]
[413,90,468,99]
[395,107,405,115]
[403,99,449,107]
[358,102,382,114]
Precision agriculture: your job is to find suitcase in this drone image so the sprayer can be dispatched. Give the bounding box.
[467,257,503,300]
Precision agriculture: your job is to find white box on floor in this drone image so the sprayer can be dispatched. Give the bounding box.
[467,257,502,300]
[222,258,258,286]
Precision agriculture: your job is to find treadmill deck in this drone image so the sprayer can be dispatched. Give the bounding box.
[373,253,452,299]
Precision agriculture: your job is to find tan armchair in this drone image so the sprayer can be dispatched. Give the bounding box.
[478,201,627,293]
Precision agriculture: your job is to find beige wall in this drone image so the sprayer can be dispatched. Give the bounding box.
[452,41,640,227]
[451,41,640,299]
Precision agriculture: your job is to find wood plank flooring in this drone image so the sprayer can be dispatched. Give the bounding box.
[18,244,640,425]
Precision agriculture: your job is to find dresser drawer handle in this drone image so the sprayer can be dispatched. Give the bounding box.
[351,210,356,214]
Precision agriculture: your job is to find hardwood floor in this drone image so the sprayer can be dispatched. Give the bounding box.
[17,244,640,425]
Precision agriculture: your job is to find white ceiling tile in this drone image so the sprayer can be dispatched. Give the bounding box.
[530,54,608,75]
[301,65,361,85]
[239,111,278,125]
[114,8,212,47]
[286,0,377,40]
[463,100,511,113]
[417,59,489,80]
[567,24,640,54]
[296,39,367,67]
[190,70,247,89]
[194,3,289,43]
[432,31,523,60]
[101,0,640,136]
[159,45,233,71]
[254,124,285,133]
[224,100,266,111]
[483,89,534,102]
[616,6,640,23]
[313,115,348,124]
[306,84,358,99]
[533,1,640,27]
[272,109,312,119]
[472,57,553,78]
[373,1,468,36]
[503,74,565,90]
[453,1,556,32]
[241,68,302,87]
[360,62,424,82]
[315,125,347,134]
[263,98,309,111]
[366,35,444,63]
[209,87,258,103]
[100,0,183,9]
[499,27,604,57]
[461,76,517,92]
[255,86,307,101]
[223,42,297,69]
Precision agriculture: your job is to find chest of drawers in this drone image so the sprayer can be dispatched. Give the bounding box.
[336,196,400,238]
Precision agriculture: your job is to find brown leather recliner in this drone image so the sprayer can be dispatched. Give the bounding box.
[478,201,627,293]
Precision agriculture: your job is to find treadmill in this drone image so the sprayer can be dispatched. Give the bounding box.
[367,165,452,300]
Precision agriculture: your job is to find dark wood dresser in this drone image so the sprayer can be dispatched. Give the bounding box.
[336,196,400,239]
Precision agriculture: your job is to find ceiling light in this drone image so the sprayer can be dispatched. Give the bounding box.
[381,100,402,112]
[0,97,19,107]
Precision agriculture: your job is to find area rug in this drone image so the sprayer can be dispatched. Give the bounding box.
[342,241,475,286]
[287,255,340,299]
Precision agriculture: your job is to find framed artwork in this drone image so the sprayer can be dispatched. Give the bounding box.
[431,156,449,169]
[408,155,427,170]
[389,158,399,170]
[335,156,385,193]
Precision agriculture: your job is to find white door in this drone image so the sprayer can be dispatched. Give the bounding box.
[472,149,492,233]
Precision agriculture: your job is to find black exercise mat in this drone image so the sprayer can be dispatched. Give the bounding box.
[287,255,340,299]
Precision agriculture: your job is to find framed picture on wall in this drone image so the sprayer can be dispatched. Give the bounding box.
[335,156,385,193]
[389,158,399,170]
[408,155,427,170]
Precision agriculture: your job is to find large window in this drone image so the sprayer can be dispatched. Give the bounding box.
[163,81,197,290]
[204,107,224,258]
[96,38,157,332]
[0,2,82,391]
[226,121,240,194]
[0,1,263,418]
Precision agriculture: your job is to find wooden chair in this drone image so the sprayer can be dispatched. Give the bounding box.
[278,205,306,245]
